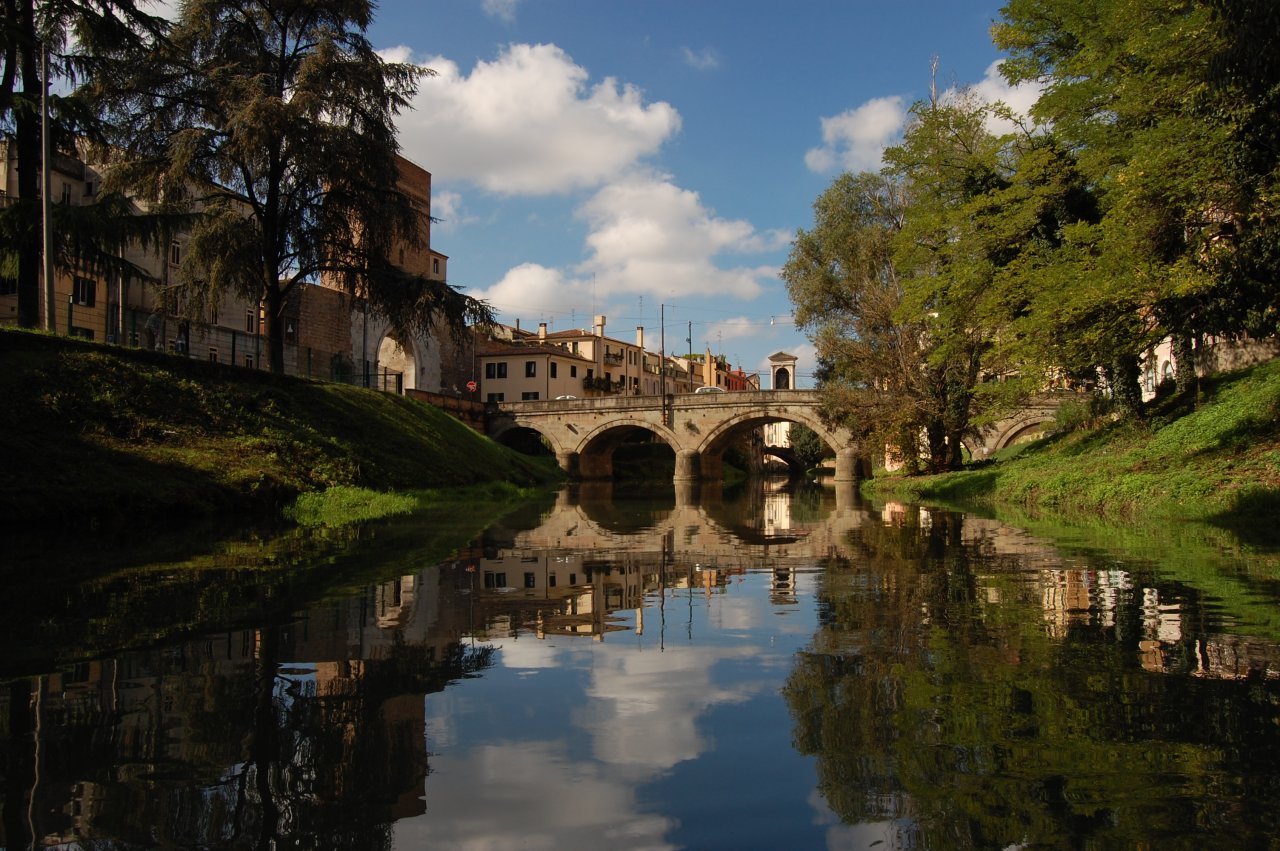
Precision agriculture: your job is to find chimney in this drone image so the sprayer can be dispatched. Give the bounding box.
[594,314,606,338]
[538,322,547,340]
[636,326,644,349]
[515,318,521,332]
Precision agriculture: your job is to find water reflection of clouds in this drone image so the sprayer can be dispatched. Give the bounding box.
[583,643,768,770]
[399,740,677,850]
[807,789,912,850]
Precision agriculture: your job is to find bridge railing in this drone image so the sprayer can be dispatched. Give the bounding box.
[490,388,819,414]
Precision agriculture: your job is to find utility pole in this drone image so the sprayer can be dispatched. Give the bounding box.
[659,303,665,395]
[41,42,55,333]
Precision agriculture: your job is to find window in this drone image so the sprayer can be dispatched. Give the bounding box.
[485,361,508,379]
[570,365,577,378]
[487,392,505,402]
[586,368,593,382]
[432,257,440,275]
[521,391,540,400]
[549,574,557,588]
[244,354,254,369]
[208,348,219,363]
[569,573,577,585]
[1163,362,1175,383]
[209,303,219,325]
[61,183,72,205]
[483,571,507,589]
[170,241,181,266]
[245,310,256,333]
[524,572,536,588]
[550,362,558,379]
[0,277,16,296]
[69,326,94,340]
[525,360,537,377]
[84,181,95,197]
[72,276,96,307]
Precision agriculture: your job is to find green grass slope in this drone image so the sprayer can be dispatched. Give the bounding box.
[868,358,1280,537]
[0,329,559,531]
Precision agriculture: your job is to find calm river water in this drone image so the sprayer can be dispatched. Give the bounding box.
[3,481,1279,850]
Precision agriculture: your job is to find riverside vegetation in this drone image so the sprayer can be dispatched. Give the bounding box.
[0,328,560,536]
[866,357,1280,546]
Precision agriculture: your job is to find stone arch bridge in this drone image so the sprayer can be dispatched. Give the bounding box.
[487,389,864,483]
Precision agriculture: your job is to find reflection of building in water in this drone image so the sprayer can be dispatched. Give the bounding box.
[951,515,1280,681]
[463,551,667,641]
[460,548,757,641]
[2,564,492,848]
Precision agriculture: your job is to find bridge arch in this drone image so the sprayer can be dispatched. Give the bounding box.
[493,424,559,458]
[697,407,854,483]
[762,445,805,477]
[573,420,681,480]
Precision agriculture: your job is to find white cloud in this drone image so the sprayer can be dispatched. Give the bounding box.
[481,0,521,24]
[429,189,473,232]
[681,46,720,71]
[472,175,779,314]
[575,174,777,301]
[145,0,180,20]
[804,95,908,174]
[397,44,681,195]
[804,64,1045,176]
[475,262,582,317]
[965,60,1044,134]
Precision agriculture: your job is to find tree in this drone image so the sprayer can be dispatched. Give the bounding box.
[787,422,828,470]
[781,171,937,470]
[0,0,166,327]
[994,0,1280,407]
[882,92,1012,468]
[93,0,490,373]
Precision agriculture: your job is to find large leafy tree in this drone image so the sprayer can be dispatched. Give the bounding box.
[0,0,166,327]
[781,171,936,470]
[995,0,1280,402]
[882,93,1013,468]
[93,0,489,373]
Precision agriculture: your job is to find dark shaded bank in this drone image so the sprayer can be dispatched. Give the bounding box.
[0,329,560,535]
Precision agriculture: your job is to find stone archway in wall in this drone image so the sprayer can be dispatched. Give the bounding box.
[376,335,416,393]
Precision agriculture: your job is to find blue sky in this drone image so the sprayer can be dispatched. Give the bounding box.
[364,1,1037,387]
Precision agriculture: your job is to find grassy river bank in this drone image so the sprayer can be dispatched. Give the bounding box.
[0,329,561,536]
[864,357,1280,547]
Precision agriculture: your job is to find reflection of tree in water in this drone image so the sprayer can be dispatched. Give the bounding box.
[783,505,1280,849]
[4,630,495,850]
[231,631,496,850]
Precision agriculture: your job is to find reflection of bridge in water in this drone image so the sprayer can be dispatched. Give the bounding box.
[462,481,868,640]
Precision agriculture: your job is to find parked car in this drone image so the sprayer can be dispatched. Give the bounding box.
[693,386,726,394]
